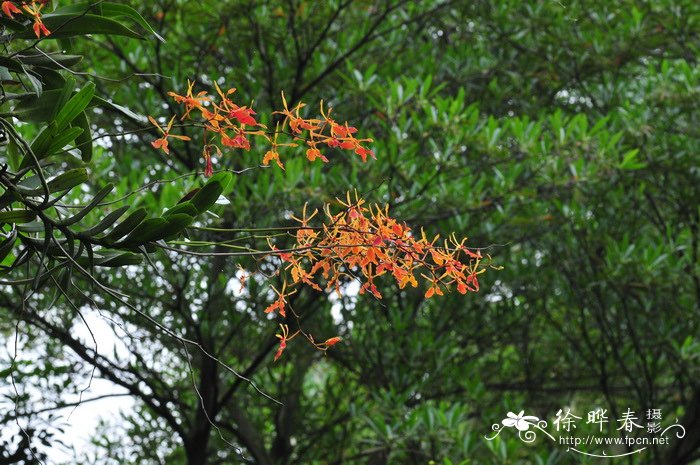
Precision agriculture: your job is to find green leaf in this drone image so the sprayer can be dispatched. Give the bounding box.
[16,221,45,233]
[0,227,18,263]
[18,168,89,196]
[22,66,43,97]
[61,184,114,226]
[12,90,65,122]
[92,96,143,121]
[16,53,84,70]
[76,250,142,267]
[103,207,147,243]
[0,210,37,225]
[163,201,199,218]
[17,14,144,40]
[116,217,167,246]
[26,121,58,165]
[620,148,646,170]
[48,168,89,193]
[0,16,25,32]
[6,138,22,171]
[73,111,93,162]
[36,67,68,91]
[79,206,130,237]
[190,172,233,214]
[50,2,164,41]
[0,56,23,73]
[162,214,194,236]
[13,90,140,124]
[0,66,14,83]
[58,38,74,54]
[45,127,84,156]
[117,214,193,247]
[52,75,77,122]
[101,3,164,42]
[55,82,95,131]
[97,251,143,267]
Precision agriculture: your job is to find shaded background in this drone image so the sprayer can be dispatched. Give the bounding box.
[1,0,699,464]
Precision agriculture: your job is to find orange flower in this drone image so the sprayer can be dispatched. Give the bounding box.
[307,335,343,353]
[21,1,49,38]
[221,133,250,150]
[456,281,468,295]
[162,82,374,175]
[201,108,225,131]
[149,115,191,154]
[261,191,490,360]
[212,82,238,110]
[322,336,342,347]
[264,281,296,318]
[202,145,220,177]
[168,79,209,119]
[330,122,357,138]
[354,146,374,162]
[212,82,261,127]
[269,244,293,262]
[263,150,284,170]
[32,19,49,37]
[274,324,299,362]
[228,107,257,126]
[274,324,290,361]
[306,147,328,163]
[2,1,21,18]
[274,92,320,134]
[261,122,296,169]
[425,285,443,299]
[271,191,487,305]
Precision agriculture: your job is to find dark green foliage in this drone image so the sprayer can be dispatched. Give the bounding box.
[1,1,699,465]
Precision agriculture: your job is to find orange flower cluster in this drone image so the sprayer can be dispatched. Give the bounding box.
[151,81,374,176]
[272,92,375,165]
[265,192,488,360]
[2,0,50,37]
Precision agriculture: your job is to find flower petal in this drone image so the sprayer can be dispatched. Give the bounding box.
[515,419,530,431]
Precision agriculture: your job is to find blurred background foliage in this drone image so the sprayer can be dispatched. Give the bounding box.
[1,0,700,464]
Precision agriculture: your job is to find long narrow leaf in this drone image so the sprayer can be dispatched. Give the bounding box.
[61,184,114,226]
[55,82,95,131]
[79,206,130,237]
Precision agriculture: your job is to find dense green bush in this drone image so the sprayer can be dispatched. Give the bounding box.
[1,1,699,464]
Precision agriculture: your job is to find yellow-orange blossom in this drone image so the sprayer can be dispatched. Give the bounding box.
[153,82,488,361]
[265,192,488,360]
[152,80,374,176]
